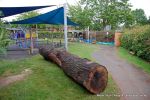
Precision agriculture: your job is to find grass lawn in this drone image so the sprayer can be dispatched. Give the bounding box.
[118,47,150,74]
[0,43,120,100]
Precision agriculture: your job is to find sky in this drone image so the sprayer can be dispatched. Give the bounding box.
[129,0,150,17]
[0,0,150,21]
[0,0,78,6]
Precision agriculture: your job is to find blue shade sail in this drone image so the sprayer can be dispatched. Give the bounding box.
[0,5,53,18]
[9,7,78,26]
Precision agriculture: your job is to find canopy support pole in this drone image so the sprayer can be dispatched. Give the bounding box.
[30,29,33,54]
[87,26,90,43]
[64,3,68,51]
[36,24,38,47]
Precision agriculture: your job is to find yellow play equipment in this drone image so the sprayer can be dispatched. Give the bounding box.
[25,31,38,39]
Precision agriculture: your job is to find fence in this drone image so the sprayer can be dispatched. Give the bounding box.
[82,31,115,42]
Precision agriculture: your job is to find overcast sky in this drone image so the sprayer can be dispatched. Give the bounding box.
[0,0,78,7]
[0,0,150,21]
[129,0,150,17]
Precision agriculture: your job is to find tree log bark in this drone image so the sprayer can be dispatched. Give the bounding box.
[39,47,108,94]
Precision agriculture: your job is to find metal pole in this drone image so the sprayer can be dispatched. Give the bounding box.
[36,24,38,39]
[36,24,38,47]
[64,3,68,51]
[87,26,90,43]
[30,29,33,54]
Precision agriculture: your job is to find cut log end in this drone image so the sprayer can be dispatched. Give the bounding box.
[84,66,108,94]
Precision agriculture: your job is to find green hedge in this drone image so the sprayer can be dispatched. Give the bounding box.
[0,21,11,54]
[38,32,64,39]
[121,25,150,61]
[38,32,63,35]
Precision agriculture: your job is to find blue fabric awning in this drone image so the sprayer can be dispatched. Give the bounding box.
[0,5,53,18]
[9,7,78,26]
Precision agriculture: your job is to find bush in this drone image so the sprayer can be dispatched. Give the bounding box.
[38,32,64,39]
[0,48,7,55]
[121,25,150,61]
[0,21,11,54]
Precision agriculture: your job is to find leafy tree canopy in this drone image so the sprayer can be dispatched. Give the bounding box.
[69,3,94,29]
[132,9,148,25]
[69,0,134,30]
[0,19,11,53]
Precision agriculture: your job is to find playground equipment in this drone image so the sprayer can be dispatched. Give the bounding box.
[1,5,78,54]
[8,28,38,49]
[5,27,39,54]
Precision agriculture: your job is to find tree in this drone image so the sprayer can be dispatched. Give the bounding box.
[132,9,148,25]
[99,0,133,29]
[0,20,11,54]
[68,3,94,29]
[148,16,150,24]
[69,0,133,30]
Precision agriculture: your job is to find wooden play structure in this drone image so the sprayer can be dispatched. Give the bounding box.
[7,28,38,54]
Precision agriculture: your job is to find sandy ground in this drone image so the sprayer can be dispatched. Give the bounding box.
[0,68,32,88]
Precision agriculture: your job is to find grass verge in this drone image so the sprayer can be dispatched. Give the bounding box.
[0,43,120,100]
[118,47,150,74]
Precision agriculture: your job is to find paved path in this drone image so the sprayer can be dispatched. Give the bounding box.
[92,45,150,100]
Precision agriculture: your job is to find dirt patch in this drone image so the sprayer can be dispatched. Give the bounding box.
[0,68,32,88]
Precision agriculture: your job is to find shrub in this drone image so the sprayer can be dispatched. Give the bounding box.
[121,25,150,61]
[38,32,64,39]
[0,21,11,54]
[0,48,7,55]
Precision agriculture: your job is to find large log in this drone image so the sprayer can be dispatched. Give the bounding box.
[39,47,108,94]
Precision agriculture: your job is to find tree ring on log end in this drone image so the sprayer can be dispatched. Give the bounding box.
[83,66,108,94]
